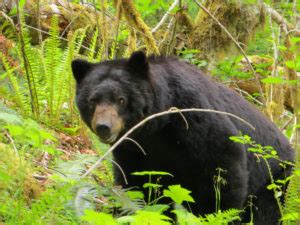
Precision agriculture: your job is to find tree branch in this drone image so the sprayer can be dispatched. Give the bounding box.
[80,107,254,179]
[152,0,179,33]
[263,3,300,37]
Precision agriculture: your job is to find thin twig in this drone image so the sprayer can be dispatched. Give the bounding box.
[4,131,19,157]
[193,0,265,105]
[280,115,294,132]
[23,24,96,53]
[0,11,16,33]
[170,107,189,130]
[166,16,177,55]
[80,108,254,179]
[233,88,263,106]
[124,137,146,155]
[152,0,179,33]
[36,0,42,44]
[263,3,300,37]
[107,158,128,185]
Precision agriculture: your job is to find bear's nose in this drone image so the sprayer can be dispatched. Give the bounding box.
[95,123,111,139]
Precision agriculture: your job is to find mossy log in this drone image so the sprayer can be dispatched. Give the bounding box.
[191,0,265,60]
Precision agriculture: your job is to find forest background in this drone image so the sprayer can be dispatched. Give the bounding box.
[0,0,299,224]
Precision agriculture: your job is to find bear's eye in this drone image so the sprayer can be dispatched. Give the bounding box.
[118,96,126,105]
[89,98,97,104]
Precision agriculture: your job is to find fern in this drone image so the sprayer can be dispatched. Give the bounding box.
[87,28,99,61]
[17,5,42,118]
[73,27,89,55]
[0,54,28,113]
[199,209,241,224]
[0,102,22,125]
[42,16,62,122]
[283,162,300,223]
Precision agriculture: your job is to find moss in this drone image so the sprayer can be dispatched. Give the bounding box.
[0,143,42,205]
[121,0,159,55]
[125,28,137,56]
[192,0,265,60]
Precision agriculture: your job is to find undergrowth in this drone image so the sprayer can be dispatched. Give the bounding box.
[0,0,299,224]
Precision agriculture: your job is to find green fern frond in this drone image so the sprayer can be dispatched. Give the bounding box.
[55,153,98,179]
[52,27,85,124]
[1,53,28,114]
[87,28,99,61]
[17,5,42,117]
[200,209,241,224]
[42,16,63,121]
[73,27,89,55]
[283,158,300,223]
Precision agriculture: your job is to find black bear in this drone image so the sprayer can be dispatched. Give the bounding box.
[72,51,294,224]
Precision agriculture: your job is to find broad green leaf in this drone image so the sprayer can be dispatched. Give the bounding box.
[81,210,116,225]
[132,171,173,177]
[143,183,162,189]
[285,60,296,69]
[266,183,279,190]
[126,210,171,225]
[261,77,285,84]
[144,204,169,213]
[163,185,195,204]
[0,112,22,124]
[172,209,200,225]
[281,212,299,221]
[126,190,144,200]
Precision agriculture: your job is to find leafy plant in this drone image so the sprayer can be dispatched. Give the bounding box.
[1,12,87,127]
[230,134,296,222]
[132,171,173,204]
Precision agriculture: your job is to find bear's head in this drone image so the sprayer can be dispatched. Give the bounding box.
[72,51,155,144]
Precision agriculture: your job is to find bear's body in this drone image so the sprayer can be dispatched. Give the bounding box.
[72,52,294,224]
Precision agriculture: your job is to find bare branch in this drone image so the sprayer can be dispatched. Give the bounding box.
[263,3,300,37]
[233,88,263,106]
[152,0,179,33]
[107,158,128,185]
[124,137,146,155]
[4,131,19,157]
[80,108,255,179]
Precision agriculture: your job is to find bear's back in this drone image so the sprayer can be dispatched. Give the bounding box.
[148,57,294,163]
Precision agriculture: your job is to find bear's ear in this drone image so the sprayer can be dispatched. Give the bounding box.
[127,51,149,76]
[71,59,93,83]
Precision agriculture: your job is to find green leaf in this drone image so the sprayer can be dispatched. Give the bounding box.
[163,185,195,204]
[143,204,169,213]
[132,171,173,177]
[266,183,279,190]
[285,60,296,69]
[261,77,285,84]
[281,212,299,221]
[0,170,12,183]
[271,150,277,156]
[126,190,144,200]
[0,112,22,124]
[172,209,200,224]
[117,216,135,224]
[229,135,251,144]
[248,147,262,153]
[293,169,300,176]
[124,210,171,225]
[143,183,162,189]
[81,210,117,225]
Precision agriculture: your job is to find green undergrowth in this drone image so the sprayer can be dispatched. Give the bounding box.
[0,104,298,224]
[0,104,244,224]
[0,1,299,223]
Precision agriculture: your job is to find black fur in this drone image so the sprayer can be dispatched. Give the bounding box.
[72,52,294,224]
